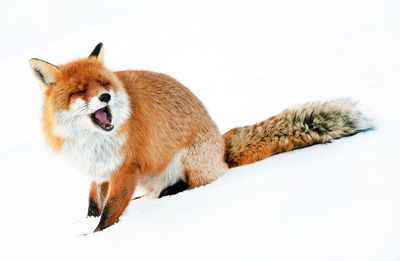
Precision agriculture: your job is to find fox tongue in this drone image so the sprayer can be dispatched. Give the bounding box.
[94,109,110,125]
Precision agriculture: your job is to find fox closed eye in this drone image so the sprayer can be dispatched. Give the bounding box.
[69,89,86,97]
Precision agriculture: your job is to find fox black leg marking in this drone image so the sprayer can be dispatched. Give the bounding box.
[95,204,112,232]
[87,198,101,217]
[159,180,189,198]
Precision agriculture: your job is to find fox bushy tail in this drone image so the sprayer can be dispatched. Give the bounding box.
[223,99,373,168]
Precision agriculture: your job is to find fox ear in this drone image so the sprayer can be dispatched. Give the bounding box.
[29,58,61,93]
[89,42,104,64]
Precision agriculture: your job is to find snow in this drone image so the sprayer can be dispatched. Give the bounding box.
[1,0,399,260]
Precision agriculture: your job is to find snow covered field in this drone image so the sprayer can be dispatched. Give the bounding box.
[1,0,399,260]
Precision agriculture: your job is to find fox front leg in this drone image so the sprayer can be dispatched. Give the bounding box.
[88,181,109,217]
[94,167,139,232]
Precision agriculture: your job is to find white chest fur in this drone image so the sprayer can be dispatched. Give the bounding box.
[61,131,125,183]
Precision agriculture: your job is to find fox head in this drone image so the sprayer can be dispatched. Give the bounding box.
[29,43,130,140]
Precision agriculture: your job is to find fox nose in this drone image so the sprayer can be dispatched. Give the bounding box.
[99,93,111,103]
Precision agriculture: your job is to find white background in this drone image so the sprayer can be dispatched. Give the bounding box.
[0,0,399,260]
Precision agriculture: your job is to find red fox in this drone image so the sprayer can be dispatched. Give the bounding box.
[29,43,372,232]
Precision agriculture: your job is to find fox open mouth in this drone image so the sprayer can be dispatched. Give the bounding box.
[90,106,114,131]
